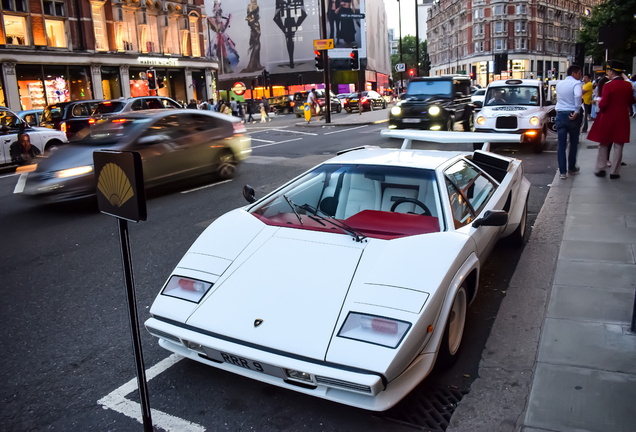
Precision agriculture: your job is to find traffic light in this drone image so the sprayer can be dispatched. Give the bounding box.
[315,51,324,70]
[350,49,359,70]
[408,69,415,77]
[262,69,270,86]
[146,69,157,90]
[471,65,477,80]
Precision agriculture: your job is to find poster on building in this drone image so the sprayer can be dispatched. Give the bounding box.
[207,0,323,79]
[363,0,390,76]
[324,0,367,59]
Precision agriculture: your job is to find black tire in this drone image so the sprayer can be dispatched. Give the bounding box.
[346,109,352,114]
[296,114,301,118]
[336,104,342,113]
[509,200,527,247]
[216,150,236,180]
[44,139,63,154]
[533,127,547,154]
[436,286,468,369]
[463,113,475,132]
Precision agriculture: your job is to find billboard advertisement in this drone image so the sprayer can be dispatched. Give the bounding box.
[364,0,390,75]
[324,0,367,59]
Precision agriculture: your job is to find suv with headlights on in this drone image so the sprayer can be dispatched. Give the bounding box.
[388,75,476,131]
[474,79,552,153]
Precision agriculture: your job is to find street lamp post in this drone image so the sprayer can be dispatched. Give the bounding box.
[415,0,420,77]
[398,0,403,92]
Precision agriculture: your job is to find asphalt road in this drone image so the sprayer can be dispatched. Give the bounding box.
[0,113,558,431]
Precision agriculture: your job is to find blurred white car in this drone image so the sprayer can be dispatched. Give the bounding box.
[471,88,486,108]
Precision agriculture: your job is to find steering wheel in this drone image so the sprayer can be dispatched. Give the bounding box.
[390,198,432,216]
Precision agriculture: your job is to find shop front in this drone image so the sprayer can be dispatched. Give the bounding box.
[14,64,93,110]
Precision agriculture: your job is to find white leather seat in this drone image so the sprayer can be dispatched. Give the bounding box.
[336,174,381,219]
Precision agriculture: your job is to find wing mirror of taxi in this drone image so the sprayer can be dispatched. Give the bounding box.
[473,101,483,108]
[473,210,508,228]
[243,184,256,203]
[543,100,552,106]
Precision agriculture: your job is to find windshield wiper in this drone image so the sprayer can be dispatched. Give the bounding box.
[283,194,303,225]
[297,203,367,243]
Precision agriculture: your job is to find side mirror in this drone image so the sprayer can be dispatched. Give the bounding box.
[243,184,256,203]
[456,92,464,97]
[473,100,483,108]
[473,210,508,228]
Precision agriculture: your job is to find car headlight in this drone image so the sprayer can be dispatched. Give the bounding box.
[161,276,213,303]
[476,116,486,125]
[338,312,411,348]
[429,106,441,116]
[56,166,93,178]
[390,106,401,116]
[529,116,539,126]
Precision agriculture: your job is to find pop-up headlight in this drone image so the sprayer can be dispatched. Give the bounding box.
[338,312,411,348]
[161,276,213,303]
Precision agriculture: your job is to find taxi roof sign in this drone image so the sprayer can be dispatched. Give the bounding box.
[313,39,334,50]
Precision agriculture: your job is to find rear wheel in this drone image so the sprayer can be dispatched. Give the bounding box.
[436,286,467,368]
[216,150,236,180]
[44,139,63,154]
[336,104,342,113]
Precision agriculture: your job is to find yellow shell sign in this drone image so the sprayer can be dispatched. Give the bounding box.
[97,163,134,208]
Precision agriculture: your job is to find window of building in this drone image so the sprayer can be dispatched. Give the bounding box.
[537,40,543,51]
[101,66,122,100]
[1,0,27,12]
[538,24,543,35]
[119,10,137,51]
[69,66,93,100]
[91,4,107,51]
[494,5,504,16]
[495,39,506,51]
[516,4,527,15]
[3,15,28,45]
[189,19,199,57]
[515,38,527,50]
[474,41,484,52]
[495,22,503,33]
[43,0,64,16]
[45,19,66,47]
[180,29,189,56]
[515,21,526,32]
[547,9,554,19]
[162,16,180,55]
[146,14,160,53]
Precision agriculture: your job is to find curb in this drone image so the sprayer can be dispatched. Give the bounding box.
[0,165,17,176]
[294,119,389,128]
[446,170,573,432]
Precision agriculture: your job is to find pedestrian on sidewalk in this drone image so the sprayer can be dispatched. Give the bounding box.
[261,96,272,122]
[581,73,593,133]
[588,60,636,179]
[237,101,245,123]
[259,100,267,123]
[555,65,583,179]
[307,89,318,123]
[246,101,256,123]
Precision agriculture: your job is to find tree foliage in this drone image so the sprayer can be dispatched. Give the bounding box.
[390,36,430,82]
[579,0,636,69]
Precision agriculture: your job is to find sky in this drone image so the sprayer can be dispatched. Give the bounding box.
[385,0,418,38]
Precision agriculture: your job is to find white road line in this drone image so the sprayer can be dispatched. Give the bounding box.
[0,173,17,179]
[180,179,233,194]
[97,354,205,432]
[324,125,369,135]
[246,126,289,131]
[269,128,318,136]
[251,137,303,149]
[251,138,275,143]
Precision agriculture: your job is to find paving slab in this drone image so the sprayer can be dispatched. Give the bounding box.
[626,215,636,228]
[563,224,636,244]
[553,259,636,289]
[568,192,625,204]
[558,240,634,263]
[525,363,636,432]
[565,213,626,228]
[538,318,636,373]
[567,201,636,216]
[547,285,635,324]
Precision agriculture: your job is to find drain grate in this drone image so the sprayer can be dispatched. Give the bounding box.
[378,385,469,431]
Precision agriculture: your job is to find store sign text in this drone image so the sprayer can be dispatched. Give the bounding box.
[137,57,179,67]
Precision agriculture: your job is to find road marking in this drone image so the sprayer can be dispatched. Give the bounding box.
[245,156,289,165]
[13,173,27,194]
[252,138,303,149]
[246,126,289,132]
[0,173,17,179]
[97,354,206,432]
[180,179,233,194]
[251,138,275,143]
[324,125,369,135]
[269,128,318,136]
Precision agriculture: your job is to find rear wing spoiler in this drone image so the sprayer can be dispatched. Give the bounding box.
[379,129,523,152]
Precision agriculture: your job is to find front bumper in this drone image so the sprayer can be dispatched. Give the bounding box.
[474,128,543,143]
[145,316,437,411]
[18,171,95,202]
[389,114,449,130]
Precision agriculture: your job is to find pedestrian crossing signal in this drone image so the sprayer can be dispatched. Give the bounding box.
[146,70,157,90]
[350,49,359,70]
[315,51,324,70]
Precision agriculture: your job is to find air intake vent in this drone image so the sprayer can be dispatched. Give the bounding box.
[496,116,518,129]
[146,327,181,344]
[315,376,372,394]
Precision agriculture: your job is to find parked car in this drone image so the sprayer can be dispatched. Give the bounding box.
[293,90,342,117]
[17,109,43,126]
[268,95,294,114]
[144,130,530,411]
[17,110,250,202]
[388,76,475,132]
[39,100,102,139]
[90,96,182,124]
[0,106,67,164]
[343,91,387,113]
[471,88,486,108]
[475,79,553,152]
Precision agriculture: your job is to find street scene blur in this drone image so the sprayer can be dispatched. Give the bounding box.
[2,0,636,431]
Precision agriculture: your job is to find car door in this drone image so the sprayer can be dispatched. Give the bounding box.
[0,110,23,164]
[175,113,231,176]
[133,114,185,184]
[69,103,93,137]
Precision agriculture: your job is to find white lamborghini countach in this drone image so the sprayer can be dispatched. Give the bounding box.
[145,130,530,411]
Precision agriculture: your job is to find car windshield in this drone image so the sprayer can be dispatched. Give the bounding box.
[94,101,125,114]
[72,117,150,145]
[250,164,443,239]
[485,86,539,106]
[42,106,64,122]
[474,89,486,96]
[407,81,452,98]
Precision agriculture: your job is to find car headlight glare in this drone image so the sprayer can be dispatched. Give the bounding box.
[529,116,539,126]
[57,166,93,178]
[476,116,486,125]
[390,106,401,116]
[161,276,213,303]
[429,106,441,116]
[338,312,411,348]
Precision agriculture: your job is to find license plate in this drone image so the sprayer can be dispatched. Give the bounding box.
[403,118,421,123]
[350,99,358,103]
[203,347,285,379]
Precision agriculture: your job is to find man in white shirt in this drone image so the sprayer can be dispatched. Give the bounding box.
[555,65,583,179]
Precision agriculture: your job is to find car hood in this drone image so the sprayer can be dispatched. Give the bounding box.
[34,143,119,172]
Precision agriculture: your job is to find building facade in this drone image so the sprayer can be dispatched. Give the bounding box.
[0,0,217,111]
[426,0,601,86]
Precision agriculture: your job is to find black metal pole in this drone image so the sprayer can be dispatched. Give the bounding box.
[415,0,420,77]
[398,0,403,92]
[319,0,331,123]
[117,218,153,432]
[631,286,636,333]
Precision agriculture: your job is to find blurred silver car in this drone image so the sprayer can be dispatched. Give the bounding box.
[17,110,251,202]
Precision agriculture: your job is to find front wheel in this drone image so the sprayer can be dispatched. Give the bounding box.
[216,150,236,180]
[44,139,63,155]
[336,104,342,113]
[436,286,467,369]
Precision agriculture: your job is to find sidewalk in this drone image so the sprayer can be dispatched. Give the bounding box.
[448,120,636,432]
[295,106,390,128]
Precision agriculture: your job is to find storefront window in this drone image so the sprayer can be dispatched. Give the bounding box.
[120,11,137,52]
[43,66,69,104]
[0,73,6,107]
[4,15,29,45]
[168,69,186,105]
[45,19,66,47]
[189,19,200,57]
[101,66,122,100]
[191,70,206,101]
[16,65,46,110]
[147,15,160,53]
[69,66,93,100]
[129,68,149,97]
[91,4,107,51]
